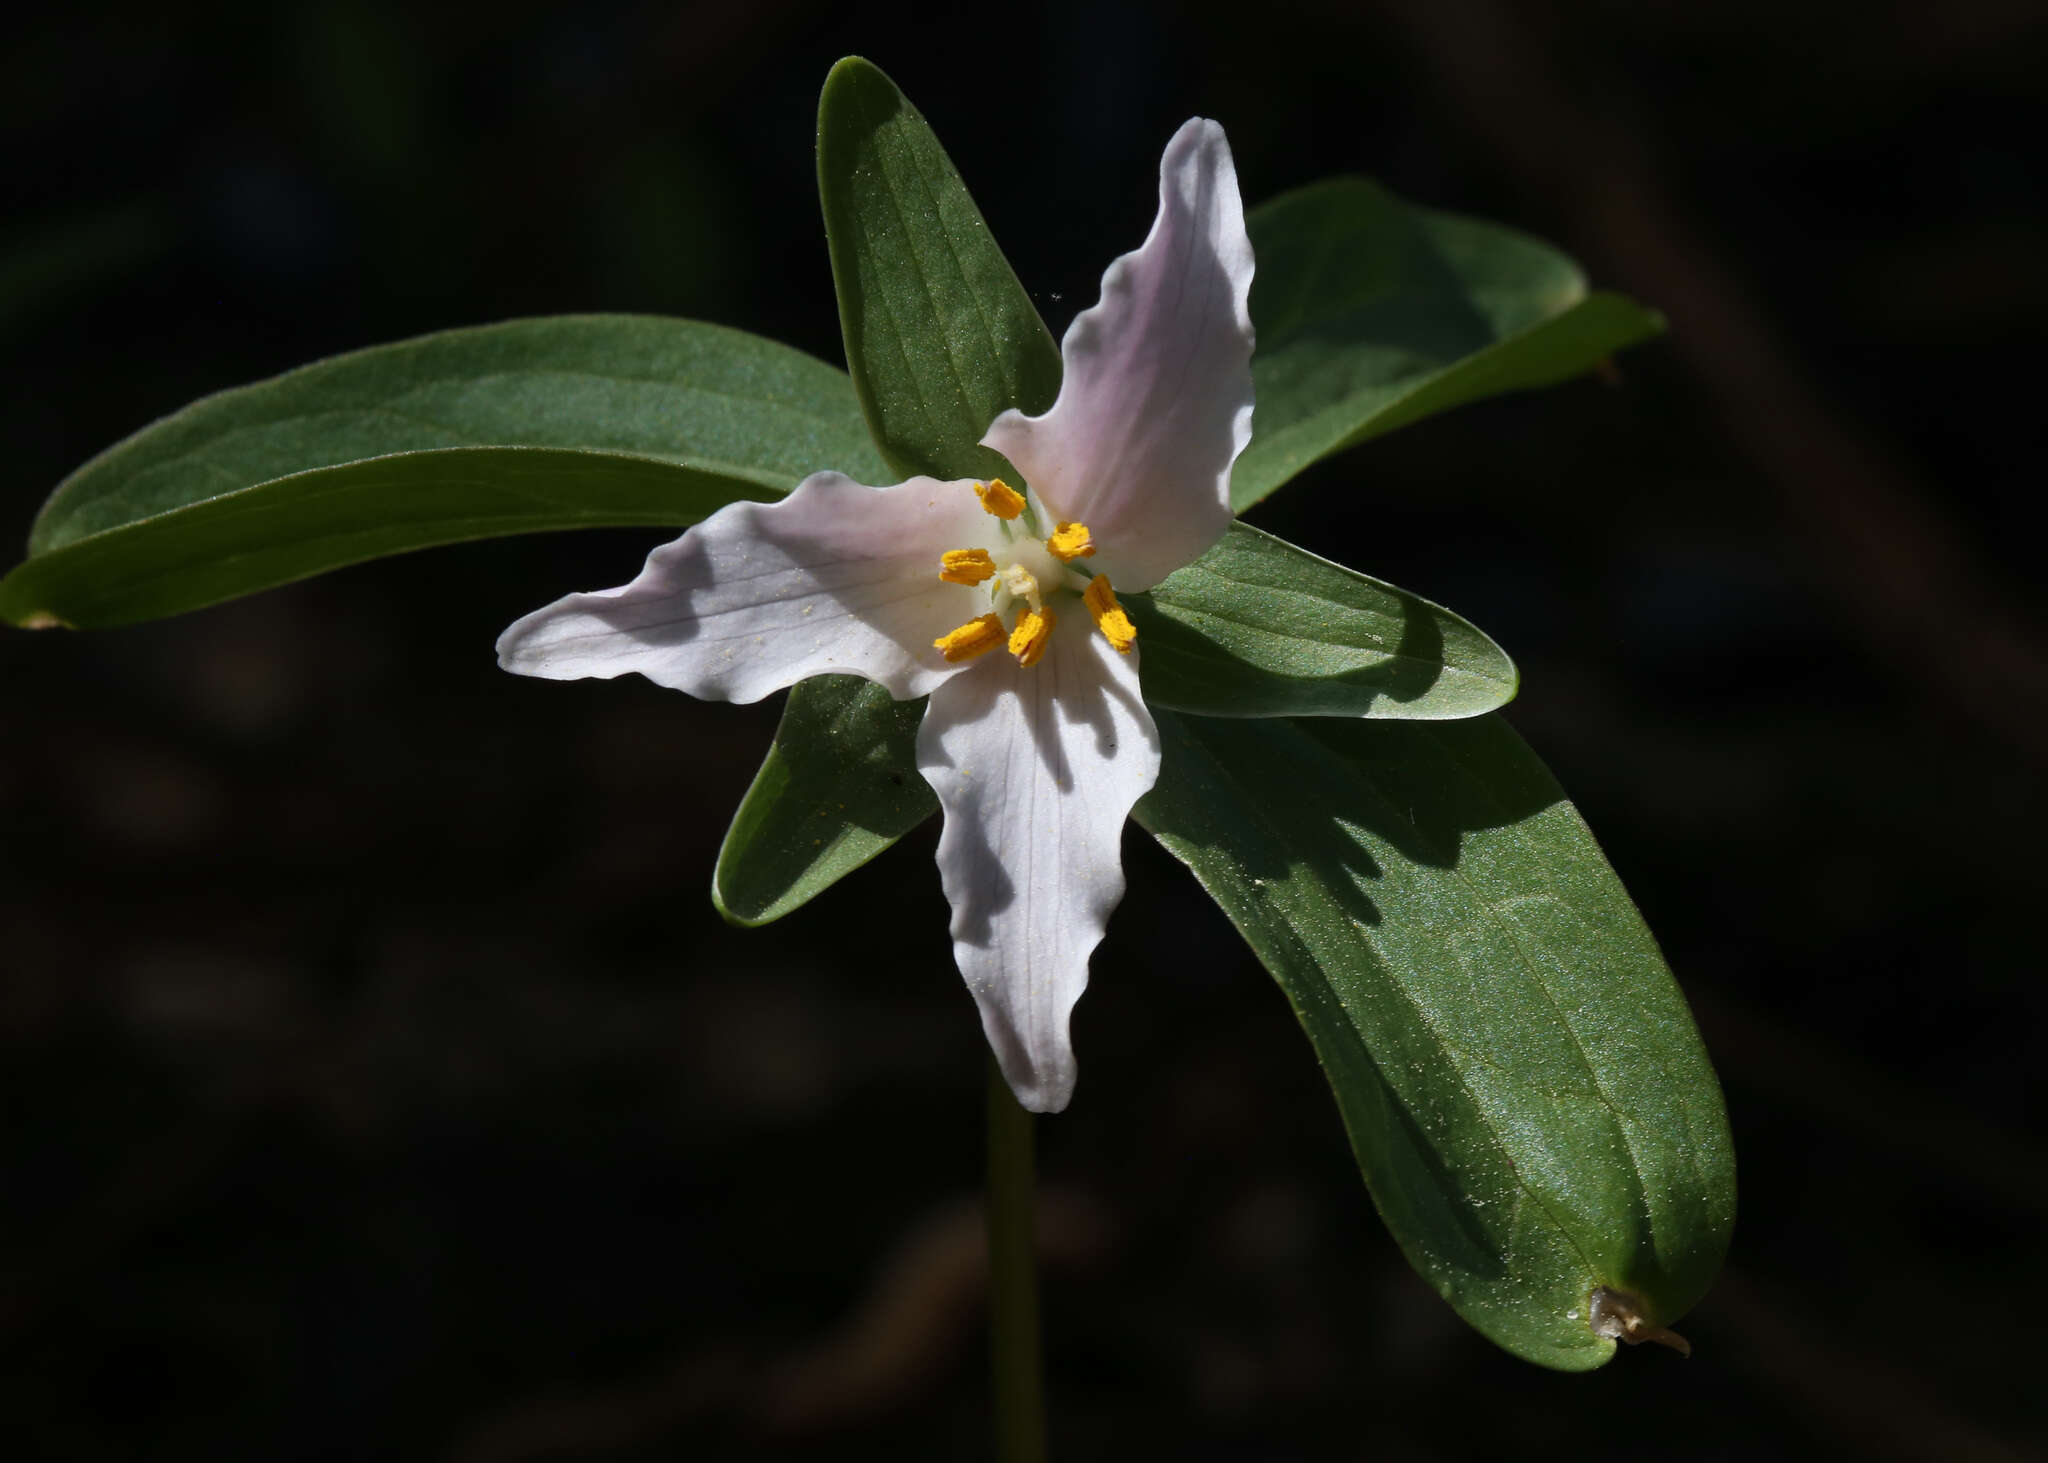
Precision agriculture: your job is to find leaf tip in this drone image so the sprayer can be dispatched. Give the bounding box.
[1587,1285,1692,1359]
[821,54,893,105]
[708,873,764,930]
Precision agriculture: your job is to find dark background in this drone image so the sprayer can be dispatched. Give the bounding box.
[4,2,2043,1458]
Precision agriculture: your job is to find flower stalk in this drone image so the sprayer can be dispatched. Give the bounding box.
[987,1052,1047,1463]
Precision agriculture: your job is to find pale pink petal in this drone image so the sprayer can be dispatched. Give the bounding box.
[982,118,1255,591]
[916,625,1162,1112]
[496,472,992,703]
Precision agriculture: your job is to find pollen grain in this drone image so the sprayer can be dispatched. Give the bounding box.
[1083,575,1136,654]
[939,548,997,585]
[1047,521,1096,562]
[1008,606,1056,668]
[933,613,1007,662]
[975,478,1026,520]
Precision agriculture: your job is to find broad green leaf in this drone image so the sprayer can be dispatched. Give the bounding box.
[816,56,1061,483]
[1,448,769,630]
[1128,522,1517,719]
[1136,711,1733,1370]
[1235,179,1663,511]
[5,314,886,627]
[713,674,936,927]
[27,315,884,553]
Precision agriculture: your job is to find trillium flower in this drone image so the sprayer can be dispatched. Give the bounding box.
[497,119,1254,1113]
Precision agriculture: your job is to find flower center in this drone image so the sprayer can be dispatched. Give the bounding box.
[932,479,1137,667]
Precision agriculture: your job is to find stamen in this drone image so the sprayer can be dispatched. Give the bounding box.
[1083,575,1136,655]
[939,548,997,585]
[933,613,1007,662]
[1047,521,1096,562]
[975,478,1026,520]
[1008,606,1056,668]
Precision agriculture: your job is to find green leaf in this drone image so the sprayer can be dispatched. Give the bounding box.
[1136,711,1733,1370]
[713,674,936,927]
[1,447,771,630]
[1127,521,1517,719]
[816,56,1062,483]
[5,314,886,628]
[1235,179,1664,511]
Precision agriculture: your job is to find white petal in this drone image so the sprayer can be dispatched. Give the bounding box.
[916,624,1162,1112]
[982,118,1255,591]
[497,472,993,703]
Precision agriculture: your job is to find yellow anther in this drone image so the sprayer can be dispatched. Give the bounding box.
[975,478,1026,520]
[1008,606,1056,668]
[933,613,1007,663]
[939,548,997,585]
[1047,521,1096,563]
[1083,575,1136,655]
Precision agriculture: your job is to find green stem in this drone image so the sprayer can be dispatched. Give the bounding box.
[986,1054,1047,1463]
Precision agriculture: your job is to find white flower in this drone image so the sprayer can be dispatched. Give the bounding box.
[497,120,1255,1112]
